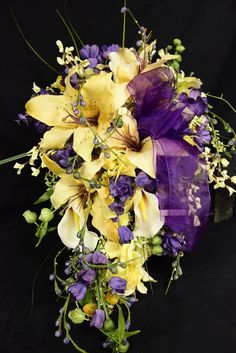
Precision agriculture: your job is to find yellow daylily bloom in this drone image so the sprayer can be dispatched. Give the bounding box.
[109,48,140,84]
[132,189,164,238]
[142,52,179,73]
[105,242,156,295]
[176,72,202,94]
[58,201,98,250]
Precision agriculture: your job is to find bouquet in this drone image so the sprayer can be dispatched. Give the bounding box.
[1,2,236,353]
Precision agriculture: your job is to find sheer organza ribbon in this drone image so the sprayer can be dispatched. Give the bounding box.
[128,67,211,251]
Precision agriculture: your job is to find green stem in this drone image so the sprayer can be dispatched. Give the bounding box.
[64,0,84,46]
[122,0,127,48]
[63,295,88,353]
[97,275,110,319]
[207,93,236,114]
[10,10,59,74]
[0,151,31,166]
[56,9,80,58]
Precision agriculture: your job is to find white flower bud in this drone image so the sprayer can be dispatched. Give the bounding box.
[39,208,54,222]
[22,210,37,224]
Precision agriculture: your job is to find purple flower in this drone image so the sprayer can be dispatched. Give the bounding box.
[100,44,119,60]
[79,268,96,286]
[135,171,157,193]
[162,231,186,256]
[118,226,134,244]
[178,89,208,117]
[109,277,127,294]
[51,143,75,168]
[109,175,134,203]
[68,282,87,301]
[194,125,211,150]
[15,112,49,134]
[90,309,105,329]
[79,44,102,68]
[109,201,124,216]
[85,251,109,265]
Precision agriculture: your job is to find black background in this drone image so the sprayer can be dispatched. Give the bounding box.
[0,1,236,353]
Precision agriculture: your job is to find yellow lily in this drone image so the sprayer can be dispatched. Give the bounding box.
[109,48,140,84]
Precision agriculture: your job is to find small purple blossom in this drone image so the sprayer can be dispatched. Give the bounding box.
[109,201,124,215]
[90,309,105,329]
[51,143,75,168]
[179,89,208,117]
[194,125,211,150]
[79,268,96,286]
[162,232,186,256]
[16,112,49,134]
[100,44,119,60]
[109,175,134,202]
[109,277,127,294]
[79,44,102,68]
[85,251,109,265]
[118,226,134,244]
[68,282,87,301]
[135,171,157,193]
[121,7,128,13]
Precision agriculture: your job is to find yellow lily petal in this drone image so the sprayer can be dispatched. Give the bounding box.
[25,67,79,127]
[58,202,98,249]
[105,241,121,259]
[40,127,74,150]
[91,192,119,242]
[42,154,65,176]
[109,48,140,84]
[133,189,164,238]
[73,127,95,162]
[126,137,155,178]
[81,71,128,119]
[142,53,179,73]
[51,178,80,209]
[79,159,104,180]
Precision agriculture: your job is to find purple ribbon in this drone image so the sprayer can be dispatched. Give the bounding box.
[128,67,211,251]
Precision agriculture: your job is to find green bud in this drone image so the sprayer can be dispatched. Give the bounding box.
[118,342,130,353]
[172,61,180,71]
[152,245,163,255]
[103,318,115,332]
[68,308,85,324]
[176,55,182,63]
[173,38,182,46]
[109,266,118,274]
[151,235,162,245]
[39,208,54,222]
[176,45,185,53]
[22,210,37,224]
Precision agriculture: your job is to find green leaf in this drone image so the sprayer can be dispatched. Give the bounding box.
[99,329,120,344]
[34,189,53,205]
[117,304,126,343]
[124,330,141,338]
[35,222,48,246]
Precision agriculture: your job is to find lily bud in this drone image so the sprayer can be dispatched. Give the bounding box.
[22,210,37,224]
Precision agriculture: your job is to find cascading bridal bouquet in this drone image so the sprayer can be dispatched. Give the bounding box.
[1,2,236,353]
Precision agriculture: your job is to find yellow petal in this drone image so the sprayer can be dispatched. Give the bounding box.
[40,127,74,150]
[133,189,164,238]
[109,48,140,84]
[73,127,95,161]
[126,137,155,178]
[51,178,80,209]
[105,241,121,259]
[42,154,65,176]
[79,159,104,180]
[91,193,119,242]
[25,67,78,127]
[142,53,179,73]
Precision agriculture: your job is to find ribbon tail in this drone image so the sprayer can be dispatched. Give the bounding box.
[153,137,211,251]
